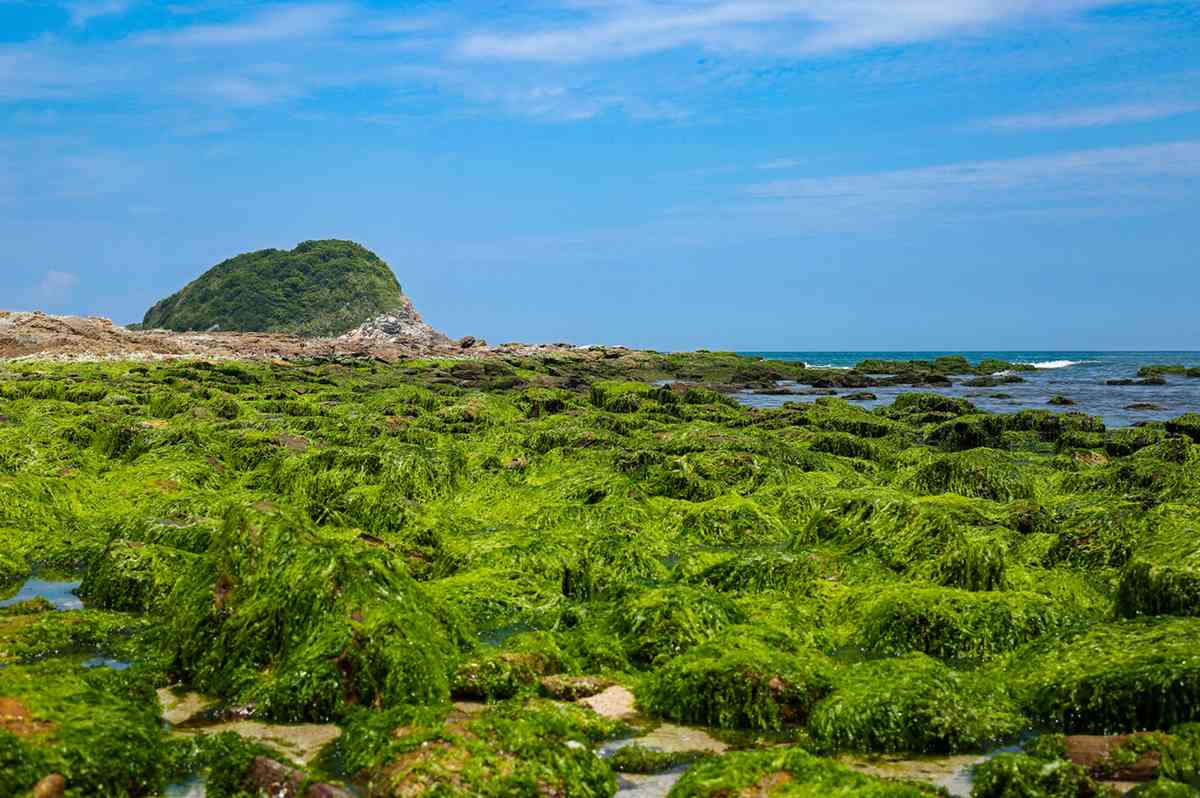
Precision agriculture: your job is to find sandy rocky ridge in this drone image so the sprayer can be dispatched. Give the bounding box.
[0,304,612,363]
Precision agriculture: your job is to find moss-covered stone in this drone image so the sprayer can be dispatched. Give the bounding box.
[808,653,1025,754]
[1006,619,1200,734]
[857,586,1089,663]
[668,745,946,797]
[639,627,834,731]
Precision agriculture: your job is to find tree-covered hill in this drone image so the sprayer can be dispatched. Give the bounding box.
[139,240,406,337]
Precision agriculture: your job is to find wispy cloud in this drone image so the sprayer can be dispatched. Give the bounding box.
[743,140,1200,222]
[133,3,351,47]
[38,270,79,300]
[978,101,1200,131]
[67,0,136,28]
[757,157,807,170]
[457,0,1118,63]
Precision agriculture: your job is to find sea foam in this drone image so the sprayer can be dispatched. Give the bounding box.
[1022,360,1095,369]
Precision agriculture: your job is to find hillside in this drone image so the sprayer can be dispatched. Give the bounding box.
[140,240,408,337]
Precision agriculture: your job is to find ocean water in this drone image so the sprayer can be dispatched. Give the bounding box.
[734,351,1200,429]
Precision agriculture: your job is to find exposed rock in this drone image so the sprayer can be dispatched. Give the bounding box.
[0,696,54,737]
[578,685,638,720]
[245,756,353,798]
[32,774,65,798]
[1049,395,1076,406]
[1074,450,1110,467]
[844,392,878,401]
[1065,735,1160,782]
[1126,403,1164,411]
[539,675,613,701]
[339,296,453,349]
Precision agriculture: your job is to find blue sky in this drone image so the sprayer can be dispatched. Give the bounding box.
[1,0,1198,350]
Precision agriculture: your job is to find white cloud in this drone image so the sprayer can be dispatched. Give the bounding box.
[742,140,1200,223]
[978,101,1200,131]
[757,157,807,170]
[38,270,79,299]
[66,0,135,28]
[133,3,351,47]
[456,0,1117,63]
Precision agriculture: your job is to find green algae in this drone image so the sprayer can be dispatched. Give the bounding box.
[668,745,947,797]
[639,626,834,731]
[1005,618,1200,734]
[608,743,710,773]
[808,653,1025,754]
[164,508,472,722]
[339,699,623,797]
[970,753,1108,798]
[856,586,1091,663]
[0,662,169,797]
[2,355,1200,793]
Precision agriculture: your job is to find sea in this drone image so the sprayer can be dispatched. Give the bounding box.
[734,351,1200,429]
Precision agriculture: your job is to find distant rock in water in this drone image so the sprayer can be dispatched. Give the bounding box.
[140,240,419,337]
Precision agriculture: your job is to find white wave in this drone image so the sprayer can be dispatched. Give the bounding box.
[808,364,853,370]
[1020,359,1098,369]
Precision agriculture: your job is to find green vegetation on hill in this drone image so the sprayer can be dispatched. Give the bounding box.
[139,239,405,337]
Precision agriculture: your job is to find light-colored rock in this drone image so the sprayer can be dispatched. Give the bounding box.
[578,685,638,720]
[157,688,216,726]
[635,723,727,755]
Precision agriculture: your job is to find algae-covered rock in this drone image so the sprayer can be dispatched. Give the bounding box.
[451,632,567,701]
[899,449,1035,502]
[808,653,1025,754]
[857,586,1089,663]
[165,510,471,721]
[1006,618,1200,734]
[79,539,195,612]
[889,393,976,418]
[347,700,621,798]
[668,745,945,797]
[926,415,1007,452]
[675,495,787,546]
[617,585,745,666]
[1117,560,1200,619]
[676,548,819,594]
[608,743,708,774]
[970,753,1105,798]
[1167,415,1200,444]
[1126,781,1200,797]
[639,627,834,731]
[0,662,169,797]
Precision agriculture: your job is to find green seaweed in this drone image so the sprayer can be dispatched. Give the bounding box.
[808,653,1026,754]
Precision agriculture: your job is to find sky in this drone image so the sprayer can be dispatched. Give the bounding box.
[1,0,1198,350]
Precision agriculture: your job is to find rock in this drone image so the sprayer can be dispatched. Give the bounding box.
[1126,403,1164,411]
[1074,450,1110,467]
[0,697,54,737]
[33,774,65,798]
[1049,395,1076,406]
[539,675,613,701]
[245,756,353,798]
[844,392,877,401]
[458,336,478,349]
[1065,735,1160,782]
[578,685,639,721]
[339,296,453,349]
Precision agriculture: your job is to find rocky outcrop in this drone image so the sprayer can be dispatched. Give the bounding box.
[336,295,454,349]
